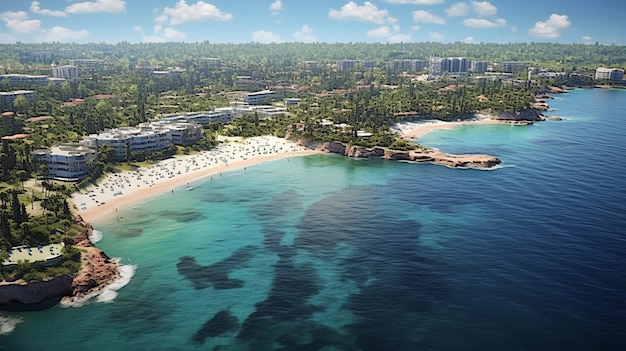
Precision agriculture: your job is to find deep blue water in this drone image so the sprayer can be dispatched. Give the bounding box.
[1,88,625,350]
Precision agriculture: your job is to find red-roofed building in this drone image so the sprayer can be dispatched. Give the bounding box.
[1,133,29,141]
[25,116,54,123]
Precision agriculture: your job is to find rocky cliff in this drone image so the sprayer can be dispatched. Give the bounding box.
[0,275,73,309]
[321,142,501,169]
[0,216,121,310]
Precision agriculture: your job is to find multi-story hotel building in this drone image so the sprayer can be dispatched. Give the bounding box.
[336,60,375,71]
[470,61,489,73]
[161,108,237,125]
[429,56,470,76]
[595,67,624,81]
[0,74,49,86]
[242,90,277,105]
[32,145,96,181]
[85,126,172,159]
[387,60,428,73]
[52,65,79,80]
[83,121,204,159]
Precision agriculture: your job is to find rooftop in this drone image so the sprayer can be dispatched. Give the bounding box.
[2,243,65,266]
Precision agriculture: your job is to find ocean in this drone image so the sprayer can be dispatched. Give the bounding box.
[1,88,625,350]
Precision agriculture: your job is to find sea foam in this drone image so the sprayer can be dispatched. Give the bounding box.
[89,229,103,244]
[60,261,137,308]
[0,313,23,335]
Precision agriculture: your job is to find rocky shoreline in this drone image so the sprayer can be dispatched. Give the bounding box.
[321,142,501,169]
[66,217,121,302]
[0,216,121,310]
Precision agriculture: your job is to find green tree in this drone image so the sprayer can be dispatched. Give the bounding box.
[12,95,31,116]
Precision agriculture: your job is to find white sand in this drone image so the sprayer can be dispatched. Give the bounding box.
[391,113,506,140]
[72,136,320,223]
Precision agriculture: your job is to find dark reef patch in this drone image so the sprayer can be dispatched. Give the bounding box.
[176,245,255,290]
[237,256,321,342]
[192,309,239,344]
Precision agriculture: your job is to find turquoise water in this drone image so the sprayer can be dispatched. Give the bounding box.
[2,88,625,350]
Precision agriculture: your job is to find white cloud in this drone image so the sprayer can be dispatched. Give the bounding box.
[40,26,89,41]
[388,33,411,43]
[159,0,233,25]
[446,2,470,17]
[329,1,397,25]
[463,36,474,43]
[0,11,42,34]
[252,30,282,43]
[529,13,571,38]
[383,0,443,4]
[269,0,283,15]
[410,24,420,31]
[0,10,89,42]
[428,31,444,41]
[368,26,392,38]
[155,14,168,24]
[162,27,186,41]
[471,1,497,17]
[65,0,126,14]
[413,10,445,24]
[142,24,187,43]
[582,35,592,41]
[30,1,68,17]
[293,25,316,43]
[463,18,506,28]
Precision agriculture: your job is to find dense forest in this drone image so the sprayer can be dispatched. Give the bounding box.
[0,41,624,282]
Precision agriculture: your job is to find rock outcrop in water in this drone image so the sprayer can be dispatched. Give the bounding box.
[321,142,501,169]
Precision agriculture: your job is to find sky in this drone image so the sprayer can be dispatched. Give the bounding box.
[0,0,624,45]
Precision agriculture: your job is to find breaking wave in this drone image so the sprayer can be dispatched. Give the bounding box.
[60,261,137,308]
[89,229,103,244]
[0,313,22,335]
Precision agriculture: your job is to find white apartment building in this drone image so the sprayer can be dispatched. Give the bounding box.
[470,61,489,73]
[32,145,96,181]
[0,74,49,86]
[52,65,79,80]
[161,108,236,125]
[86,126,172,159]
[595,67,625,81]
[150,121,203,146]
[242,90,277,105]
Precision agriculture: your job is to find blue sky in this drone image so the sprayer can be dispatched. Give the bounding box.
[0,0,623,45]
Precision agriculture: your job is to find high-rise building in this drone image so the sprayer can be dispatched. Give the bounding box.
[595,67,624,81]
[52,65,79,80]
[429,56,470,76]
[471,61,489,73]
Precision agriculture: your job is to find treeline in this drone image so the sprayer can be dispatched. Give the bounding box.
[2,41,625,70]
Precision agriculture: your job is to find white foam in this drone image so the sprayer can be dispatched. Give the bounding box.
[0,313,23,335]
[60,261,137,308]
[89,229,103,244]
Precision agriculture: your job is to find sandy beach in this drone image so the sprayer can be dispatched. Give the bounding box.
[391,114,508,140]
[72,136,320,223]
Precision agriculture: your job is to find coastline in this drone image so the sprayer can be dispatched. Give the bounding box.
[392,113,517,140]
[72,136,321,224]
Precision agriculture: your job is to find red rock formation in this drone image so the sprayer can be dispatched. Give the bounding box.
[70,246,120,299]
[70,216,121,299]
